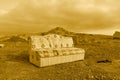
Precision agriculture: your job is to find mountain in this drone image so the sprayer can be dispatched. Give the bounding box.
[40,27,75,36]
[38,27,113,45]
[4,36,27,42]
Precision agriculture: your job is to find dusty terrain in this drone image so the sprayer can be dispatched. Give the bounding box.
[0,34,120,80]
[0,27,120,80]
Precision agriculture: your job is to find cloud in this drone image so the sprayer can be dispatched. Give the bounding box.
[0,0,120,34]
[0,10,9,15]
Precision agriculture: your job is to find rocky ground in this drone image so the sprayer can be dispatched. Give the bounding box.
[0,37,120,80]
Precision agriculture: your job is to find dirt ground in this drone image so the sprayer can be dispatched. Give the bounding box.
[0,38,120,80]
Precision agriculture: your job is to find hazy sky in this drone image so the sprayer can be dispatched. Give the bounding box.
[0,0,120,35]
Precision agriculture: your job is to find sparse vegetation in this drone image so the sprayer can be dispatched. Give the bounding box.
[0,28,120,80]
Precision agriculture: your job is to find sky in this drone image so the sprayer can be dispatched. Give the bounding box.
[0,0,120,35]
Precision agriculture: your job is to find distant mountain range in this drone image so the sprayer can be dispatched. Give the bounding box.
[0,27,119,43]
[39,27,112,37]
[39,27,76,36]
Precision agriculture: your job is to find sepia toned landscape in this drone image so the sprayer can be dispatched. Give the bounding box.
[0,27,120,80]
[0,0,120,80]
